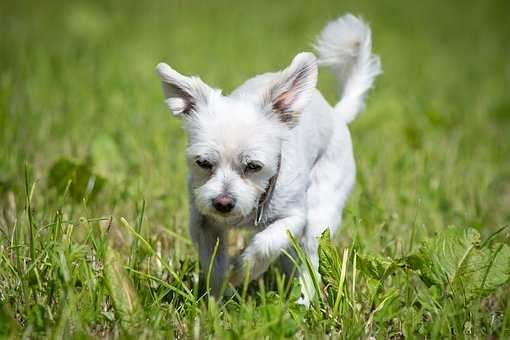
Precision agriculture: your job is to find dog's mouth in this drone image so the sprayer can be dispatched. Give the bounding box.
[194,193,259,226]
[207,211,245,225]
[200,202,254,226]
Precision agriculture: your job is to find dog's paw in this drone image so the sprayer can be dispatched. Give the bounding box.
[296,295,311,308]
[297,270,315,308]
[250,230,284,259]
[229,230,284,286]
[229,246,271,286]
[228,258,245,286]
[243,236,275,275]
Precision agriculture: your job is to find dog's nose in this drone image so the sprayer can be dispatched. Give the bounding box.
[212,195,235,213]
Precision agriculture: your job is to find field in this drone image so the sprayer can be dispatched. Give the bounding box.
[1,0,510,338]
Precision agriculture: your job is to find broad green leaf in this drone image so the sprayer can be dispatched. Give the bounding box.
[477,242,510,296]
[318,229,341,306]
[48,158,106,203]
[357,254,400,282]
[405,226,510,301]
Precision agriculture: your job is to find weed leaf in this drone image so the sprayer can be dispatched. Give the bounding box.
[48,158,106,203]
[357,254,400,282]
[318,229,341,306]
[405,226,510,301]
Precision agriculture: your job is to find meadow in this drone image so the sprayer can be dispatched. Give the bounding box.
[1,0,509,338]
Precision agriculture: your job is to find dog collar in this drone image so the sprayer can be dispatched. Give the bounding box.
[254,155,281,226]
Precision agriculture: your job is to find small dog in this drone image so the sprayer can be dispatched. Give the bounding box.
[156,14,380,305]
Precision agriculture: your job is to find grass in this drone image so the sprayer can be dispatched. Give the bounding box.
[1,0,509,338]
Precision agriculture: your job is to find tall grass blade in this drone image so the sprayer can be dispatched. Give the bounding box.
[103,245,144,331]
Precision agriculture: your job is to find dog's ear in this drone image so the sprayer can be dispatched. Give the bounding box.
[156,63,213,117]
[265,52,318,127]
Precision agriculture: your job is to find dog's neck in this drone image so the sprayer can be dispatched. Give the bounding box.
[254,154,281,226]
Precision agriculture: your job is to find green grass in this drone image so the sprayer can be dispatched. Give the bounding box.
[1,0,510,338]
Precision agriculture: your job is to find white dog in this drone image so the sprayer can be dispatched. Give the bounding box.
[156,14,380,305]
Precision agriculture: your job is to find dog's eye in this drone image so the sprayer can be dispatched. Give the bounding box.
[245,161,263,172]
[195,158,213,169]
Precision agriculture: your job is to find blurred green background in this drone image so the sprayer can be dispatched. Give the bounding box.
[0,0,509,336]
[1,0,508,242]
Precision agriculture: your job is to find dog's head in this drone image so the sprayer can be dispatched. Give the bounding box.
[156,53,317,224]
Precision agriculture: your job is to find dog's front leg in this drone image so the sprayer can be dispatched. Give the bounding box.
[189,213,229,297]
[230,213,305,286]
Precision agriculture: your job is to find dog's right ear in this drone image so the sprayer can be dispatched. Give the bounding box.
[156,63,213,117]
[262,53,318,127]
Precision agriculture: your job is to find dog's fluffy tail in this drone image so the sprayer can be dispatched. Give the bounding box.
[314,14,381,124]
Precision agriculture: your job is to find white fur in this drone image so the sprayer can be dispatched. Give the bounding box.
[315,14,382,123]
[155,14,380,304]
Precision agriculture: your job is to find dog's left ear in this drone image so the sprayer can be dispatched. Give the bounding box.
[265,52,318,127]
[156,62,213,117]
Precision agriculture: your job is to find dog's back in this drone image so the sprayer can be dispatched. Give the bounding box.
[288,14,381,304]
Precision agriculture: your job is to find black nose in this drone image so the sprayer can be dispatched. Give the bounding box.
[212,195,235,213]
